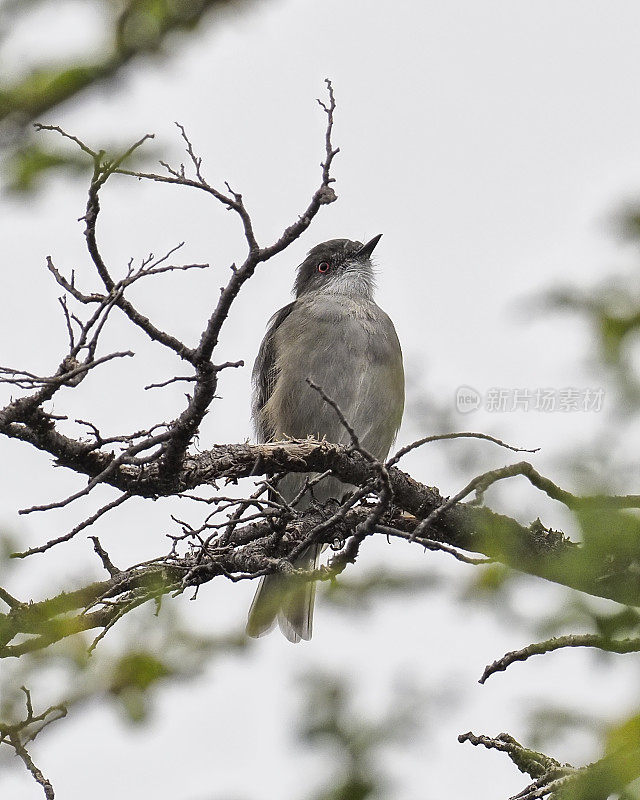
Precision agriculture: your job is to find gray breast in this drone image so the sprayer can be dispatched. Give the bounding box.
[263,294,404,469]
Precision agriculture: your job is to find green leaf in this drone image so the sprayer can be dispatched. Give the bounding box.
[110,650,171,694]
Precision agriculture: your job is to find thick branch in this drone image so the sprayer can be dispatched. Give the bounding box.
[0,457,634,661]
[4,434,640,606]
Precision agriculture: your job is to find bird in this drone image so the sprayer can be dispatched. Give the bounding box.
[246,234,404,642]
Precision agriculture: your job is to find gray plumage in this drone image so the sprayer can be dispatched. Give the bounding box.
[246,235,404,642]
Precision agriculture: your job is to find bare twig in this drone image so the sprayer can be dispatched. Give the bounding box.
[156,82,339,479]
[306,378,374,460]
[145,375,197,390]
[0,351,132,389]
[410,458,640,543]
[377,525,492,566]
[13,492,132,557]
[17,431,170,515]
[0,686,67,800]
[387,431,539,468]
[480,633,640,684]
[33,123,97,157]
[89,536,120,577]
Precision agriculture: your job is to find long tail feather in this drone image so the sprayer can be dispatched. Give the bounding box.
[246,545,320,643]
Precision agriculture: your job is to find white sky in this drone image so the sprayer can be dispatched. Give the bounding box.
[3,1,640,798]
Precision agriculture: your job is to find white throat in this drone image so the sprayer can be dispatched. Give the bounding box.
[316,259,376,300]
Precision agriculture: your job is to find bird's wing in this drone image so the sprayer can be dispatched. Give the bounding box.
[248,300,317,643]
[251,301,296,443]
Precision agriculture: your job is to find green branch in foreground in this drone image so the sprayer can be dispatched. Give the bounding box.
[480,633,640,684]
[459,728,640,800]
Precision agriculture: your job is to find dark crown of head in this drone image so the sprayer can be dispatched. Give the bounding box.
[294,238,369,296]
[305,238,365,263]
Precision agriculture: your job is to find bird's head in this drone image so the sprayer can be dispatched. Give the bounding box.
[293,234,382,299]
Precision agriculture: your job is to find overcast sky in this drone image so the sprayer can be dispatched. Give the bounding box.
[3,2,640,798]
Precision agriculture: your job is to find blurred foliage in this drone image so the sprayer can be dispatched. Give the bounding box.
[0,531,19,575]
[460,561,515,601]
[0,602,249,733]
[298,673,421,800]
[0,0,258,192]
[534,596,640,643]
[546,204,640,406]
[6,142,88,192]
[322,567,441,611]
[428,208,640,796]
[5,1,640,791]
[517,210,640,796]
[527,705,605,752]
[5,138,159,192]
[557,711,640,800]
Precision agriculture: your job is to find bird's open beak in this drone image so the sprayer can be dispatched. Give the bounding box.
[356,233,382,259]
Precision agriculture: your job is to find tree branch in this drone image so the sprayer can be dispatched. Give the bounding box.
[480,633,640,684]
[459,728,640,800]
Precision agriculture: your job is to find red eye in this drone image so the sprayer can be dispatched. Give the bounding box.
[318,261,330,273]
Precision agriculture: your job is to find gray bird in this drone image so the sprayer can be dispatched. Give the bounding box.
[246,235,404,642]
